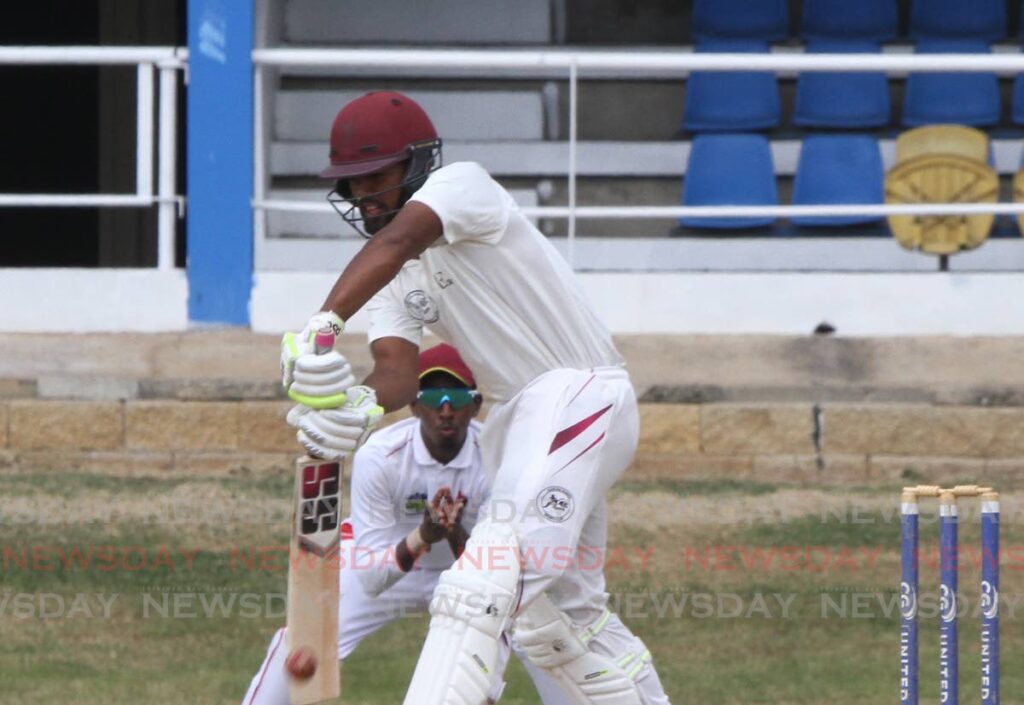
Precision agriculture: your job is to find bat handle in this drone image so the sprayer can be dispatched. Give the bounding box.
[313,330,335,355]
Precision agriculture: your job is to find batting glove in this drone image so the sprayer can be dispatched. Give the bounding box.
[287,386,385,461]
[281,311,353,409]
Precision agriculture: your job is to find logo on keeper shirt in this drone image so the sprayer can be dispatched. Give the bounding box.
[434,271,453,289]
[404,492,428,515]
[404,289,439,323]
[536,486,575,523]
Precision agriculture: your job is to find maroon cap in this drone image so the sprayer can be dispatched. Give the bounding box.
[320,91,438,179]
[418,344,476,388]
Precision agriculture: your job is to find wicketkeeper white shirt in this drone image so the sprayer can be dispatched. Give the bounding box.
[349,416,490,597]
[365,161,623,402]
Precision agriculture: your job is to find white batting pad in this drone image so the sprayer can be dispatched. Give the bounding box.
[401,519,522,705]
[515,594,643,705]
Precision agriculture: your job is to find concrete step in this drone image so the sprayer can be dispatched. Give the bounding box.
[5,332,1024,405]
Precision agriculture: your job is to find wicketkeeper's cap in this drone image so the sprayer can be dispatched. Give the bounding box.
[418,343,476,388]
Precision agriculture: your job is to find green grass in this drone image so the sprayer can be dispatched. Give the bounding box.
[736,510,903,548]
[2,470,1021,704]
[0,468,293,498]
[612,478,781,497]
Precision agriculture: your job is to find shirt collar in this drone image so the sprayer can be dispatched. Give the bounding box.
[413,421,475,470]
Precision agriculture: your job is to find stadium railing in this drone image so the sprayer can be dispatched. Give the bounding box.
[252,47,1024,271]
[0,46,187,271]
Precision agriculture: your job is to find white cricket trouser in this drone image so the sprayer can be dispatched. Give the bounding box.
[479,366,671,702]
[478,366,637,625]
[241,539,569,704]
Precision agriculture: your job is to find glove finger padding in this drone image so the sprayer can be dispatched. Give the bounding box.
[342,386,385,448]
[285,404,310,427]
[298,411,366,443]
[291,354,355,391]
[287,351,355,409]
[295,429,351,461]
[293,350,353,377]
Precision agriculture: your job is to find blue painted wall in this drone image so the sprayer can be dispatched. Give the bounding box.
[187,0,253,325]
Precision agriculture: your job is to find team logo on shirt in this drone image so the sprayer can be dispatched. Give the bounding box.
[434,271,453,289]
[404,289,440,323]
[404,491,428,515]
[536,486,575,523]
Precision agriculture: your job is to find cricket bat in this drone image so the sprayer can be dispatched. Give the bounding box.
[286,330,343,704]
[287,455,342,704]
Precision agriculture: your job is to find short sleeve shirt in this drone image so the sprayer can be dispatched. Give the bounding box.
[367,162,623,402]
[349,417,490,596]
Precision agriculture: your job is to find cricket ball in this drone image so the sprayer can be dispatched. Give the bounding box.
[285,648,317,680]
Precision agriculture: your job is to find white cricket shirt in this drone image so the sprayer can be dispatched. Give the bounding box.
[349,416,490,597]
[365,161,623,402]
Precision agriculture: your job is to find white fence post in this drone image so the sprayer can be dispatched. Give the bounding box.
[135,63,154,199]
[158,64,180,271]
[567,58,578,269]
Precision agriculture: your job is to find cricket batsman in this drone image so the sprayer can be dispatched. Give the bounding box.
[280,91,670,704]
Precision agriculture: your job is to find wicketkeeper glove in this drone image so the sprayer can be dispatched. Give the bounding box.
[287,385,385,461]
[281,311,353,409]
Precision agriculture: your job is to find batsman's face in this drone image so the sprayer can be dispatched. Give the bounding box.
[347,162,407,234]
[413,372,481,457]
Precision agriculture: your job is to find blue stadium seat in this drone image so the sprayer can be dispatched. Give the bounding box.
[800,0,898,42]
[1014,69,1024,125]
[794,40,891,128]
[682,40,781,132]
[680,134,778,230]
[910,0,1006,41]
[902,39,1000,127]
[692,0,789,41]
[792,135,885,227]
[1013,46,1024,124]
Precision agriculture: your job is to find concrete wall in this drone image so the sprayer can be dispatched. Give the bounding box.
[4,398,1023,486]
[634,403,1024,484]
[4,330,1024,483]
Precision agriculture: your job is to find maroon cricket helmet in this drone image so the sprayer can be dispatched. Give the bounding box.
[320,91,440,179]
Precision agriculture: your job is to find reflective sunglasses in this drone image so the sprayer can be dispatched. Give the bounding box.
[416,388,480,410]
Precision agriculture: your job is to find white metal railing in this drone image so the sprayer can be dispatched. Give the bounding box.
[252,48,1024,268]
[252,47,1024,73]
[0,46,187,270]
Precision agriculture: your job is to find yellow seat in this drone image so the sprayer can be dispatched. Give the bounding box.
[895,124,989,164]
[886,125,997,254]
[885,154,998,254]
